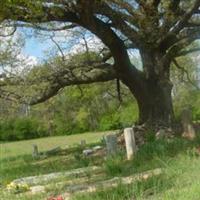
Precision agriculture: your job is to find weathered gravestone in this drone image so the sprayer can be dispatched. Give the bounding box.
[105,134,118,156]
[80,140,86,147]
[124,128,137,160]
[32,144,39,159]
[181,108,196,140]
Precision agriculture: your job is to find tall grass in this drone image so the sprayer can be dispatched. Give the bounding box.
[74,134,200,200]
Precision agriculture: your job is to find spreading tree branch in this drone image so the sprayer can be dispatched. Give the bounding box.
[29,62,116,105]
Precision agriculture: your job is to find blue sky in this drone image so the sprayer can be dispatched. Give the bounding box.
[20,28,200,76]
[24,37,43,58]
[21,28,143,69]
[19,27,53,62]
[23,36,51,61]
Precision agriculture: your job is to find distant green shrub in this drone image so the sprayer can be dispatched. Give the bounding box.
[0,119,16,141]
[99,114,122,131]
[118,102,138,127]
[0,117,47,141]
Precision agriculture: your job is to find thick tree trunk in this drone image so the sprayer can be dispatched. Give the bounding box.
[136,79,174,127]
[120,51,174,129]
[126,77,174,129]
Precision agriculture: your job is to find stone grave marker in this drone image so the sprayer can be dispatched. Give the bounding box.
[124,128,137,160]
[105,134,117,155]
[181,108,196,140]
[32,144,39,159]
[80,140,86,147]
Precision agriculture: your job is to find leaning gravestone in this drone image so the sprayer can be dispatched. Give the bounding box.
[105,134,117,155]
[181,108,196,140]
[32,144,39,159]
[124,128,137,160]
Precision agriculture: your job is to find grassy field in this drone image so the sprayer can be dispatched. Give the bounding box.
[73,134,200,200]
[1,131,200,200]
[0,131,115,187]
[73,153,200,200]
[0,131,113,159]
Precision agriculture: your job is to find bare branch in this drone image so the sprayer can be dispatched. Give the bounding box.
[159,0,200,49]
[170,0,200,34]
[94,1,141,46]
[50,34,65,61]
[105,0,141,19]
[0,26,17,37]
[5,22,78,32]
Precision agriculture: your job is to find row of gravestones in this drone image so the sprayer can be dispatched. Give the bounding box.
[32,128,136,160]
[105,128,136,160]
[32,145,62,159]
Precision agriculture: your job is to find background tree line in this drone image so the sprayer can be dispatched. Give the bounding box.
[0,67,199,141]
[0,81,138,141]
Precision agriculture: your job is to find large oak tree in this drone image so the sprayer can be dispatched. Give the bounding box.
[0,0,200,128]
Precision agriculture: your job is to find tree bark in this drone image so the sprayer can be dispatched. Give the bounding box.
[120,51,174,129]
[136,79,174,127]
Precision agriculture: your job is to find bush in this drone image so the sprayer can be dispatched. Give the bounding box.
[0,119,16,141]
[99,114,122,131]
[0,117,47,141]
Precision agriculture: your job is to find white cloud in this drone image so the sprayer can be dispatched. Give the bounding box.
[39,27,105,57]
[0,27,39,76]
[17,54,38,67]
[68,35,104,55]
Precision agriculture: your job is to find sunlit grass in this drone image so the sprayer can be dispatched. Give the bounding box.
[0,131,113,159]
[0,131,113,185]
[73,132,200,200]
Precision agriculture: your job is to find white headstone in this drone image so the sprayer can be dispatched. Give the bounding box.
[124,128,137,160]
